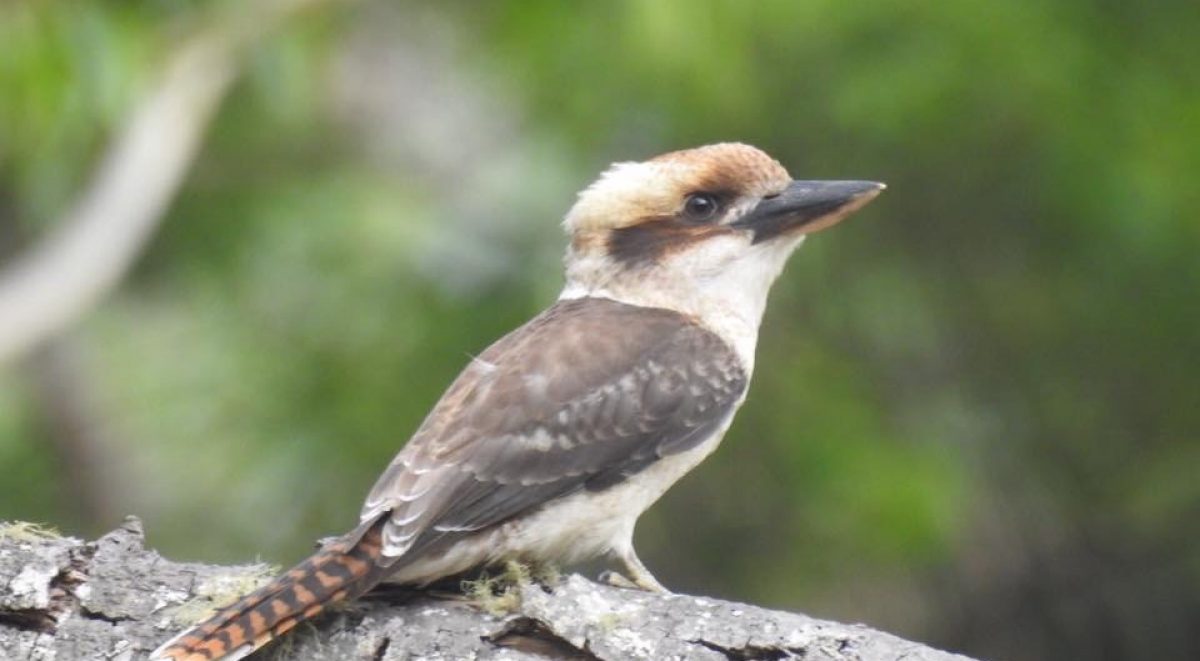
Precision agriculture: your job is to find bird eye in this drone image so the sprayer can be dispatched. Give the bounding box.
[682,193,720,222]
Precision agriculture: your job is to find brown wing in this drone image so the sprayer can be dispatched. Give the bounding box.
[360,296,748,561]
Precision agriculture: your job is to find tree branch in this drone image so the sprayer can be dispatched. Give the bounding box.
[0,518,973,661]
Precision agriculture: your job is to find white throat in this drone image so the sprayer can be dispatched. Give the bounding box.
[559,234,804,373]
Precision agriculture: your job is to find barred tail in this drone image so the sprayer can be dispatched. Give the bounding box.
[150,520,389,661]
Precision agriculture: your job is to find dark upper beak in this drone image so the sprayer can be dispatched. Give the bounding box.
[733,180,885,244]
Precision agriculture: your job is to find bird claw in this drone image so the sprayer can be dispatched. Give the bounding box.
[598,569,667,592]
[598,570,639,589]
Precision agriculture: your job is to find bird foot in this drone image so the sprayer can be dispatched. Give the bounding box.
[598,569,667,592]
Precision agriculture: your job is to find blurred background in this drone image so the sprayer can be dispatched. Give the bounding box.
[1,1,1197,659]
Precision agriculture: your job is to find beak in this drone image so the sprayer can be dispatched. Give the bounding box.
[733,180,885,244]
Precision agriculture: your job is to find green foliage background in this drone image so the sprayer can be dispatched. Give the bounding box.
[1,1,1197,659]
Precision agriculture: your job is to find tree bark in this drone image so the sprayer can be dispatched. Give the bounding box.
[0,518,973,660]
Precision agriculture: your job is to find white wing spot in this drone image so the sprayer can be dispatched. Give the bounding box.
[524,428,556,451]
[395,480,435,502]
[390,509,424,526]
[433,523,480,532]
[524,372,550,399]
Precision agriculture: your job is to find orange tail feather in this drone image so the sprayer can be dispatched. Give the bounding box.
[151,521,388,661]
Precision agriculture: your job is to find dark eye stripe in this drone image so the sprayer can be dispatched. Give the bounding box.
[606,216,732,267]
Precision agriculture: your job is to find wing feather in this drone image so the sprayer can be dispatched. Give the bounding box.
[360,297,747,561]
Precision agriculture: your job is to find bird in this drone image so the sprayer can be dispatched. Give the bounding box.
[150,142,884,661]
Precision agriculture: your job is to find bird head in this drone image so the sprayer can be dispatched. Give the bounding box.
[561,143,883,342]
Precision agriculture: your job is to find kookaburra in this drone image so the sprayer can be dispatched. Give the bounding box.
[152,143,884,661]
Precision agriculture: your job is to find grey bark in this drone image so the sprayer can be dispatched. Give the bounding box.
[0,518,973,661]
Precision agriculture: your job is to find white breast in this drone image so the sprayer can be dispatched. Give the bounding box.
[387,415,737,584]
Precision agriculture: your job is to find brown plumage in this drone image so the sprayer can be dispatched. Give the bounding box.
[153,298,747,661]
[361,297,748,563]
[150,143,883,661]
